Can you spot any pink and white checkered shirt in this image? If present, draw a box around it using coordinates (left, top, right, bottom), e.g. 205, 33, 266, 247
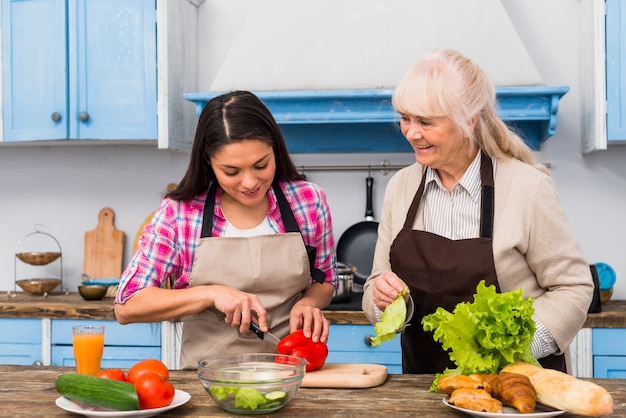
116, 180, 337, 303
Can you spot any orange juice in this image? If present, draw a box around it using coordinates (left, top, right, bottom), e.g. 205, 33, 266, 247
72, 327, 104, 375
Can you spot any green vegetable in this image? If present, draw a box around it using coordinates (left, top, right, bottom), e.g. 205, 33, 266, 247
55, 373, 140, 411
209, 387, 288, 410
370, 288, 409, 347
422, 280, 540, 391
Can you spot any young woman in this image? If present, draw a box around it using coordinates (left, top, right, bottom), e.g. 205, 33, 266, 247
115, 91, 337, 368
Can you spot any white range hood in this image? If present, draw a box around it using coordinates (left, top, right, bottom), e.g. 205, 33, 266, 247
181, 0, 567, 153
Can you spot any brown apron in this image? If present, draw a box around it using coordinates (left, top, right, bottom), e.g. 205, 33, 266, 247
180, 182, 314, 369
389, 154, 565, 373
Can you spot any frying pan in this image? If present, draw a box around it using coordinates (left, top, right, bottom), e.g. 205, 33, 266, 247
336, 176, 379, 285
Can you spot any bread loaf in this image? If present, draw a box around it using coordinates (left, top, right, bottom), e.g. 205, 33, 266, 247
502, 362, 613, 416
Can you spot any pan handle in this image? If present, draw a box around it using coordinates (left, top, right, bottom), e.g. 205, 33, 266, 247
365, 176, 375, 221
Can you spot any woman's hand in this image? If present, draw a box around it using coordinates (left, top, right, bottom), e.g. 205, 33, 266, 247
371, 271, 409, 311
289, 282, 334, 343
207, 285, 268, 335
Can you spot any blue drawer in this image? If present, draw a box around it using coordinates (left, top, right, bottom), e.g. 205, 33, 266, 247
51, 319, 161, 346
0, 343, 42, 365
594, 356, 626, 378
328, 324, 402, 374
592, 329, 626, 356
0, 318, 41, 343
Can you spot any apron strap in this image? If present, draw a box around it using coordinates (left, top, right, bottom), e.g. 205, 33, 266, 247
273, 182, 326, 284
479, 153, 495, 239
200, 181, 219, 238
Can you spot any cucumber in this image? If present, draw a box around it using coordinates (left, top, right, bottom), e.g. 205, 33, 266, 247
264, 390, 287, 402
55, 373, 140, 411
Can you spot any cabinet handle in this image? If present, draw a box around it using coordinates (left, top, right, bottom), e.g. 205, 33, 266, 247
51, 112, 61, 122
78, 111, 90, 122
32, 360, 43, 366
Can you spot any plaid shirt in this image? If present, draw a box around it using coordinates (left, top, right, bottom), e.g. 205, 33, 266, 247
116, 180, 337, 303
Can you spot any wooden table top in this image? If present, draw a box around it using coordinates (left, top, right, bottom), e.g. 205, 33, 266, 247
1, 365, 625, 417
2, 292, 626, 327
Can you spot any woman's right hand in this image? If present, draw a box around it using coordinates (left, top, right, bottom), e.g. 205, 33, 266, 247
207, 285, 268, 335
371, 271, 409, 312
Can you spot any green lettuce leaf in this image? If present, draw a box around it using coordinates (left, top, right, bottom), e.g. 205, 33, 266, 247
370, 288, 409, 347
422, 280, 540, 391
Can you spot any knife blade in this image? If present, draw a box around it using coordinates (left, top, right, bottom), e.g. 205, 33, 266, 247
249, 322, 281, 346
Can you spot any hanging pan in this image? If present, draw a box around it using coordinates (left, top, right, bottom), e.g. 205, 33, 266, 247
336, 175, 379, 285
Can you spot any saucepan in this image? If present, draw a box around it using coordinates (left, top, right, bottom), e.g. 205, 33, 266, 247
331, 262, 356, 303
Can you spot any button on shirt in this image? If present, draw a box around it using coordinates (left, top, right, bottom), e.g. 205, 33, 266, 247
422, 153, 557, 359
116, 181, 337, 303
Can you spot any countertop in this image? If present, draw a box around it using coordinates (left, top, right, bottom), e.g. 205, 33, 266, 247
2, 291, 626, 327
2, 365, 624, 417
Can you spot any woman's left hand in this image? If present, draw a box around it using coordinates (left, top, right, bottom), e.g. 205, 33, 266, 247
289, 282, 334, 343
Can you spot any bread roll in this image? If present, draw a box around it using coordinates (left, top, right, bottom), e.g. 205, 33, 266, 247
502, 362, 613, 416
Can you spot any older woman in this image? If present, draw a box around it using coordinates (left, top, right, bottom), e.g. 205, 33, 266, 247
362, 49, 593, 374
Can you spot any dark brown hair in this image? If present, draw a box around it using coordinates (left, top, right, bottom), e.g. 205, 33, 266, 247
168, 91, 304, 201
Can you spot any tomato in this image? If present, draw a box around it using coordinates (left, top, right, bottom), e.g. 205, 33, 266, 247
94, 368, 126, 381
134, 372, 175, 410
126, 359, 169, 384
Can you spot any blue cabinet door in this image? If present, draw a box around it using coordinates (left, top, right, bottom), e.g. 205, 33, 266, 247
327, 324, 402, 374
592, 328, 626, 378
1, 0, 157, 142
70, 0, 157, 140
1, 0, 68, 142
606, 0, 626, 141
0, 318, 42, 365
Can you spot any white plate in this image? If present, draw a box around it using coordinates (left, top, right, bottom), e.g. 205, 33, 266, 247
55, 389, 190, 418
442, 397, 565, 418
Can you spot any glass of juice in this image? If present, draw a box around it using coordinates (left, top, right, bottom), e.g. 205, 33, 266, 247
72, 325, 105, 375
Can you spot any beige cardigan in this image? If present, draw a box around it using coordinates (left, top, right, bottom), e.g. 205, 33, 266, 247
362, 157, 594, 354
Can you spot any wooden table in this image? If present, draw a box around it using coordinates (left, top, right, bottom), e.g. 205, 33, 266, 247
1, 365, 625, 417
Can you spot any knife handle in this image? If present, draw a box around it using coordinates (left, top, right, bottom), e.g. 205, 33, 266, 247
249, 322, 265, 340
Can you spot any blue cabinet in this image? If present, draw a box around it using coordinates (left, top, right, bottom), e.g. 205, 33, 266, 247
0, 318, 42, 365
51, 319, 161, 369
606, 0, 626, 141
592, 328, 626, 378
328, 324, 402, 374
1, 0, 157, 142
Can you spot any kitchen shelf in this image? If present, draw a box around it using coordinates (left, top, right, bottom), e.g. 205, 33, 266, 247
184, 87, 569, 153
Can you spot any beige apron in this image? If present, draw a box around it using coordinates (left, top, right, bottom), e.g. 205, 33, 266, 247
180, 182, 313, 369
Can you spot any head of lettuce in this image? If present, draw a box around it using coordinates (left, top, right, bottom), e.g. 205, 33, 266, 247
421, 280, 541, 391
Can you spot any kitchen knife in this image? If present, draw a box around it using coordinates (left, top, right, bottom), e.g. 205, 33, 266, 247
249, 322, 281, 346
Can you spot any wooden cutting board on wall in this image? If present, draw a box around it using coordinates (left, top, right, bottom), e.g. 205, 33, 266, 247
83, 207, 125, 279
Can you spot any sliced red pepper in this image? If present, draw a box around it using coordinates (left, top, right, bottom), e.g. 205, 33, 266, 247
276, 329, 328, 372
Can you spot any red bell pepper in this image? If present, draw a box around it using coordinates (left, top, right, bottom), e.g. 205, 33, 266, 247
277, 329, 328, 372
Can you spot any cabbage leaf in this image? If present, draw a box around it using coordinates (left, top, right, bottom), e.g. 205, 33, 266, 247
422, 280, 540, 391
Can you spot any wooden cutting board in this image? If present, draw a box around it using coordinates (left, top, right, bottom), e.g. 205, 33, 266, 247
83, 207, 125, 279
301, 363, 388, 388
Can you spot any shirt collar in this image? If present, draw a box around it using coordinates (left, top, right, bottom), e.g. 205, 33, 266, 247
424, 152, 483, 202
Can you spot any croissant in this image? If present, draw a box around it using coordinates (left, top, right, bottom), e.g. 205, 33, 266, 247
449, 388, 503, 413
437, 374, 485, 394
502, 362, 613, 416
490, 371, 536, 414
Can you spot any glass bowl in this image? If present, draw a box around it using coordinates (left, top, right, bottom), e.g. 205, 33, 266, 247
198, 353, 306, 414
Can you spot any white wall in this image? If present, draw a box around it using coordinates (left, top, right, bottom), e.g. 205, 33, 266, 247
1, 0, 625, 301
